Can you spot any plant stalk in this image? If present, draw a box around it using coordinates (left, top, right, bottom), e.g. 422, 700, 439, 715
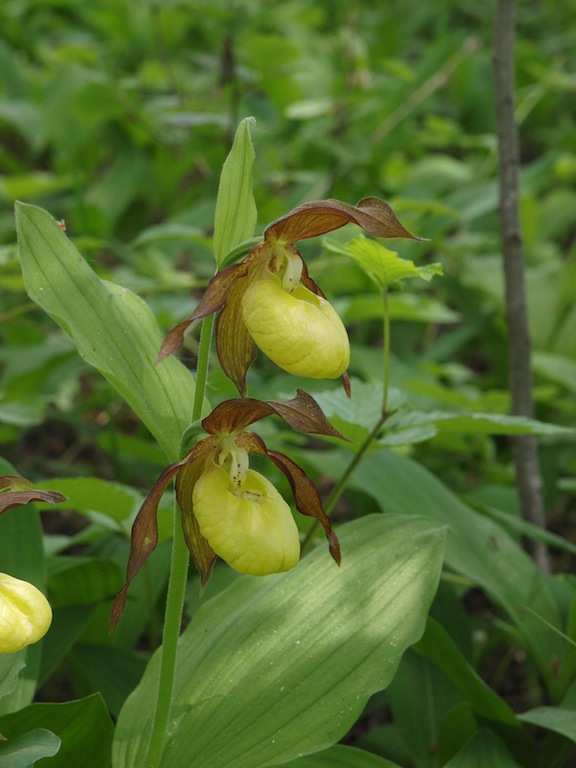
381, 286, 391, 415
145, 314, 215, 767
302, 288, 392, 552
493, 0, 550, 571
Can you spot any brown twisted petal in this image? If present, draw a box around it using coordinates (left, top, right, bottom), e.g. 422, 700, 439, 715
176, 457, 218, 588
240, 432, 341, 567
263, 197, 425, 245
0, 475, 67, 514
157, 262, 248, 362
110, 436, 219, 630
201, 389, 347, 441
215, 269, 256, 396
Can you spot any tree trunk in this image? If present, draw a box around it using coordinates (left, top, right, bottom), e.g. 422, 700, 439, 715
493, 0, 550, 572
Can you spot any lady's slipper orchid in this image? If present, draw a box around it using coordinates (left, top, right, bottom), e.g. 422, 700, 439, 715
158, 197, 422, 395
0, 573, 52, 653
241, 273, 349, 379
110, 390, 345, 629
0, 476, 65, 651
193, 462, 300, 576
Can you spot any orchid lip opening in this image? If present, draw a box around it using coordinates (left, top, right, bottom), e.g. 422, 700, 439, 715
192, 463, 301, 576
218, 436, 250, 488
241, 274, 350, 379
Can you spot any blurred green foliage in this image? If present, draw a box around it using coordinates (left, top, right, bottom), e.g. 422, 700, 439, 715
1, 1, 576, 766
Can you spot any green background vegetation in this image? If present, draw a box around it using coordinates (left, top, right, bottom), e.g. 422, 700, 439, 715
1, 1, 575, 767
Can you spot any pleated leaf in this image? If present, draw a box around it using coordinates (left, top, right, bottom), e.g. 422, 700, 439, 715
16, 203, 194, 460
281, 745, 402, 767
113, 514, 446, 768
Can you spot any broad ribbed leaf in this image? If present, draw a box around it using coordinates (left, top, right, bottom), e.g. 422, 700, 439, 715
113, 514, 445, 768
349, 448, 567, 700
415, 620, 531, 765
388, 409, 574, 437
16, 203, 194, 460
282, 745, 402, 767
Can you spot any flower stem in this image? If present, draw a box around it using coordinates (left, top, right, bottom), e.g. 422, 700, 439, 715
381, 286, 390, 415
145, 314, 215, 768
324, 411, 389, 518
144, 508, 190, 768
192, 313, 216, 423
302, 285, 393, 555
301, 410, 389, 555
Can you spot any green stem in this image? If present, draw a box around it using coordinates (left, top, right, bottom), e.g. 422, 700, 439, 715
192, 313, 216, 422
301, 410, 389, 555
302, 284, 393, 555
144, 509, 190, 768
382, 286, 390, 414
325, 411, 389, 517
145, 314, 215, 768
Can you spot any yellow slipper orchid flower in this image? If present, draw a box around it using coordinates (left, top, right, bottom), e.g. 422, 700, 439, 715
111, 391, 344, 628
0, 573, 52, 654
193, 462, 300, 576
159, 197, 422, 395
242, 273, 349, 379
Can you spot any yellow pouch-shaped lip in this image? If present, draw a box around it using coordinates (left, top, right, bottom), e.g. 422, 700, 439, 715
0, 573, 52, 653
193, 463, 300, 576
241, 274, 350, 379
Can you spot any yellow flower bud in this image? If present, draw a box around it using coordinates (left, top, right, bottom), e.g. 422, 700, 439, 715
241, 274, 350, 379
193, 463, 300, 576
0, 573, 52, 654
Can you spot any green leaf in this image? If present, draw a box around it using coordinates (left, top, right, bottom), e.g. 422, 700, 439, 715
386, 649, 462, 768
16, 203, 194, 460
325, 236, 442, 290
341, 293, 460, 325
0, 728, 60, 767
443, 729, 524, 767
472, 501, 576, 557
47, 556, 122, 608
0, 172, 72, 201
415, 620, 532, 765
436, 703, 481, 765
0, 504, 46, 715
386, 409, 573, 438
36, 477, 141, 528
0, 655, 25, 701
38, 606, 98, 687
113, 515, 446, 768
314, 380, 400, 443
281, 745, 403, 767
518, 706, 576, 743
0, 694, 112, 768
350, 449, 566, 699
213, 117, 258, 267
533, 351, 576, 395
73, 645, 148, 719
